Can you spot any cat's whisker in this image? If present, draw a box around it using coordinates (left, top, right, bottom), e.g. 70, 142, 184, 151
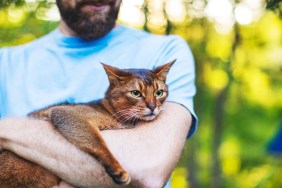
130, 108, 145, 114
129, 117, 139, 126
113, 109, 136, 116
120, 114, 136, 125
159, 104, 167, 111
113, 109, 139, 117
159, 107, 166, 111
113, 109, 135, 116
114, 110, 138, 123
115, 108, 135, 113
6, 63, 173, 187
161, 103, 167, 108
113, 112, 137, 120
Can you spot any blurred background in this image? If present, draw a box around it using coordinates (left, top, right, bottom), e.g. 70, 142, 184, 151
1, 0, 282, 187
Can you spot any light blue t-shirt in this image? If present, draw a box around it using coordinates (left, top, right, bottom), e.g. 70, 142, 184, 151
0, 25, 197, 137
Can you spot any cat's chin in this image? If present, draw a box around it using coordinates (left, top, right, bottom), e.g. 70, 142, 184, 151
140, 115, 157, 121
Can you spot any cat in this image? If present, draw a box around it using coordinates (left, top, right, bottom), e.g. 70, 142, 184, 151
0, 60, 175, 188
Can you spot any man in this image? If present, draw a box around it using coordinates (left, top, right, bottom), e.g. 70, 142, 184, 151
0, 0, 197, 187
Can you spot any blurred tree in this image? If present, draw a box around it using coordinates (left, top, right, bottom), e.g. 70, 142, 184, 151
1, 0, 282, 188
267, 0, 282, 17
0, 0, 25, 8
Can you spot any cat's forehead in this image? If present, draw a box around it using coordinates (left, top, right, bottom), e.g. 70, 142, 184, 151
122, 69, 166, 90
127, 69, 155, 85
129, 78, 165, 91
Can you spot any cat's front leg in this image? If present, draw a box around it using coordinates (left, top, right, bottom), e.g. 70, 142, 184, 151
49, 107, 130, 185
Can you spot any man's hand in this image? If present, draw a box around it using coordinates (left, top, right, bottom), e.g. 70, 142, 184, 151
52, 181, 75, 188
0, 136, 2, 152
0, 102, 192, 187
0, 144, 3, 153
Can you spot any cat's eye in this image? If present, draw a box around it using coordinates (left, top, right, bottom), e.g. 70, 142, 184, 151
155, 90, 164, 97
131, 90, 142, 98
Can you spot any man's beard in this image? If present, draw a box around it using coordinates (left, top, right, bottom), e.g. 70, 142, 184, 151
56, 0, 120, 40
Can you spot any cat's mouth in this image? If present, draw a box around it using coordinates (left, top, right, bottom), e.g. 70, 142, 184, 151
141, 112, 158, 121
144, 113, 155, 117
142, 116, 156, 121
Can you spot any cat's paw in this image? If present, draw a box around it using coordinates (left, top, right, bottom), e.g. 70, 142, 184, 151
106, 168, 131, 185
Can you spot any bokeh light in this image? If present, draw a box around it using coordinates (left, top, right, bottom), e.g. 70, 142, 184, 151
205, 0, 235, 33
1, 1, 282, 188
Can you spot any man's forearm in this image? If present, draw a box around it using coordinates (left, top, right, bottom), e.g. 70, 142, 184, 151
0, 102, 192, 187
102, 102, 192, 187
0, 118, 112, 187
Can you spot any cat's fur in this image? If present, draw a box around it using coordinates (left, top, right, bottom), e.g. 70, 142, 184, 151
0, 60, 175, 188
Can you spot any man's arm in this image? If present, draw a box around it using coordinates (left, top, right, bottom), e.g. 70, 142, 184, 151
0, 102, 191, 188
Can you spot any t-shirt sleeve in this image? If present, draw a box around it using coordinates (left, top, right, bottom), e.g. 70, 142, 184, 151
0, 48, 7, 120
155, 36, 197, 138
0, 49, 3, 119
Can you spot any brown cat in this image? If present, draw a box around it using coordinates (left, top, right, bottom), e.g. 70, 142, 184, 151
0, 60, 175, 188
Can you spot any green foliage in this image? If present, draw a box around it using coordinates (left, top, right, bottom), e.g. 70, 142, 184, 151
267, 0, 282, 18
267, 0, 282, 10
0, 1, 58, 47
0, 0, 25, 8
1, 1, 282, 188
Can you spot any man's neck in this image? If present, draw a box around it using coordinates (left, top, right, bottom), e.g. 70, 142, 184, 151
59, 20, 77, 37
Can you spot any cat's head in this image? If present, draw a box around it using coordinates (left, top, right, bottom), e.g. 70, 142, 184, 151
101, 60, 175, 124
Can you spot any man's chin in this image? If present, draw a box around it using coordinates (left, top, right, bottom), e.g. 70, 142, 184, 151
66, 13, 117, 40
75, 26, 114, 40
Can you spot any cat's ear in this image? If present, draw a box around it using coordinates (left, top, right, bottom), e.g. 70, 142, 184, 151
101, 63, 132, 83
152, 59, 176, 82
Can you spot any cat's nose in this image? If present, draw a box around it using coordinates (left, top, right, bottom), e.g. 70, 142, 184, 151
147, 103, 156, 112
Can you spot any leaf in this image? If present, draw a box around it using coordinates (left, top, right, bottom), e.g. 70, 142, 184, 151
266, 0, 282, 10
0, 0, 25, 9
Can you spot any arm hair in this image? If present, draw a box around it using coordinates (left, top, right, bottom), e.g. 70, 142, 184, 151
0, 102, 192, 188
